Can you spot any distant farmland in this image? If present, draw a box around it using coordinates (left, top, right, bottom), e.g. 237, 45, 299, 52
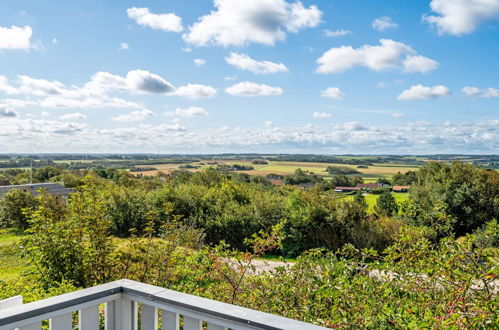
131, 160, 420, 181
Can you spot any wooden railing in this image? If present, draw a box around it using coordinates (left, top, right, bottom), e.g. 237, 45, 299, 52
0, 279, 327, 330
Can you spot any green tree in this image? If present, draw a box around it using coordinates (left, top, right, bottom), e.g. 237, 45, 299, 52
375, 192, 399, 217
0, 189, 39, 229
409, 162, 499, 236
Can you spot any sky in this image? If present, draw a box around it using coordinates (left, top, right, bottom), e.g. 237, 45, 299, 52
0, 0, 498, 154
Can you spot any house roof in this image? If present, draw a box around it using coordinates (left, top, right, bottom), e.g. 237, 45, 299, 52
334, 186, 361, 191
0, 183, 72, 198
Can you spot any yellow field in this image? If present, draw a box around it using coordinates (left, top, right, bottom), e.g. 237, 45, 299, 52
131, 160, 419, 180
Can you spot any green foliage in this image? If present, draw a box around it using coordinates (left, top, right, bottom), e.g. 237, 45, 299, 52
326, 166, 361, 175
409, 161, 499, 236
0, 189, 39, 229
21, 179, 115, 287
392, 170, 417, 185
375, 192, 399, 217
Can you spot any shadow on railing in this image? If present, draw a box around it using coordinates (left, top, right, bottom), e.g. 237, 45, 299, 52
0, 279, 326, 330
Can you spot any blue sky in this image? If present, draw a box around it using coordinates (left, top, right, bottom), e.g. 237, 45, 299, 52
0, 0, 498, 154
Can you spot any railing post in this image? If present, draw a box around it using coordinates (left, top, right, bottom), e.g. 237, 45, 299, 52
114, 297, 133, 330
141, 304, 157, 330
161, 310, 179, 330
79, 305, 99, 330
49, 313, 72, 330
183, 316, 202, 330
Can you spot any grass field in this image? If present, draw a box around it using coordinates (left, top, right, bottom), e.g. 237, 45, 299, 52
0, 229, 28, 281
132, 160, 419, 180
345, 193, 410, 212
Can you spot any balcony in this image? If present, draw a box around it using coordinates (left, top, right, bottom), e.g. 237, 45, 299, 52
0, 279, 326, 330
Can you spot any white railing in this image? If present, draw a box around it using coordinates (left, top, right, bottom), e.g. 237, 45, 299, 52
0, 279, 327, 330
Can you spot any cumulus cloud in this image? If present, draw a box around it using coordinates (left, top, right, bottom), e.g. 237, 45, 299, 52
403, 55, 439, 73
59, 113, 86, 121
126, 70, 175, 94
175, 84, 217, 99
183, 0, 322, 46
323, 29, 351, 37
423, 0, 499, 36
312, 112, 331, 118
166, 106, 208, 117
0, 70, 180, 112
462, 86, 499, 98
225, 52, 289, 74
225, 81, 284, 97
119, 43, 129, 50
320, 87, 345, 100
0, 104, 18, 117
0, 25, 32, 50
372, 16, 398, 31
127, 7, 183, 32
397, 84, 451, 101
264, 121, 273, 127
316, 39, 438, 74
112, 109, 155, 122
193, 58, 206, 67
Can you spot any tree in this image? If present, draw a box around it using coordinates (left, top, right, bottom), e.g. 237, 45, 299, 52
0, 189, 39, 229
409, 162, 499, 236
375, 192, 399, 217
354, 191, 368, 211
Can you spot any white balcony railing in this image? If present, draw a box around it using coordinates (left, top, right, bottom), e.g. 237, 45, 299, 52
0, 279, 327, 330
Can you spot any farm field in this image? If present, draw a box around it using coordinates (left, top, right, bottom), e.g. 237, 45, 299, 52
132, 160, 420, 181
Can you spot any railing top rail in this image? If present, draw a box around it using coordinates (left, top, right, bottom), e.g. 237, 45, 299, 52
0, 279, 327, 330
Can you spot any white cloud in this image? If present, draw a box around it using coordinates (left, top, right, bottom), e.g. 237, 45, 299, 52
224, 76, 237, 81
166, 106, 208, 117
313, 112, 331, 118
112, 109, 155, 122
225, 52, 289, 74
423, 0, 499, 36
181, 47, 192, 53
320, 87, 345, 100
323, 29, 351, 37
225, 81, 284, 97
17, 75, 67, 96
127, 7, 183, 32
264, 121, 273, 127
41, 111, 50, 117
403, 55, 439, 73
119, 43, 129, 50
0, 25, 32, 50
0, 104, 18, 117
183, 0, 322, 46
52, 38, 58, 45
397, 84, 451, 101
0, 76, 19, 94
59, 112, 86, 121
392, 112, 404, 118
193, 58, 206, 67
372, 16, 398, 31
126, 70, 176, 94
316, 39, 438, 74
175, 84, 217, 99
462, 86, 499, 98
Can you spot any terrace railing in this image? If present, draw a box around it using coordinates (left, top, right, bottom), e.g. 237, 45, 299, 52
0, 279, 327, 330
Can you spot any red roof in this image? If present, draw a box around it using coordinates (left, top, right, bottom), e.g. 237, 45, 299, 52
334, 186, 361, 191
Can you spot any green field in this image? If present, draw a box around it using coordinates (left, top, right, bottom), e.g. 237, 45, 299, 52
345, 193, 410, 212
0, 229, 27, 281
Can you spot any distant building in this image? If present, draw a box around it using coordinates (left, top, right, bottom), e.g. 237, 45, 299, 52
334, 186, 361, 192
356, 183, 382, 189
0, 183, 73, 198
392, 185, 411, 192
